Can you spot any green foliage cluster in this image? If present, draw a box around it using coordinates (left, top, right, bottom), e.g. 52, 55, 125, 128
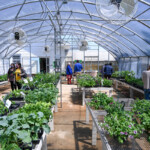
25, 87, 58, 104
34, 73, 60, 85
0, 101, 8, 116
77, 74, 96, 87
132, 99, 150, 141
102, 112, 143, 143
0, 111, 50, 150
6, 90, 25, 99
88, 93, 144, 143
77, 74, 112, 87
0, 74, 7, 82
88, 93, 114, 110
0, 73, 60, 149
103, 79, 113, 87
112, 71, 143, 89
112, 71, 133, 78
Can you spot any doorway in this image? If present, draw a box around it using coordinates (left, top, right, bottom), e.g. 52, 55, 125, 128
40, 58, 49, 73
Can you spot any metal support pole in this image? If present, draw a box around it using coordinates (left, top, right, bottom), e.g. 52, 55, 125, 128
59, 29, 62, 108
30, 44, 32, 76
137, 57, 140, 78
46, 53, 47, 73
98, 45, 100, 75
72, 35, 73, 70
130, 57, 132, 72
84, 50, 85, 74
8, 58, 10, 68
54, 28, 57, 76
3, 59, 5, 75
108, 51, 110, 63
147, 56, 149, 70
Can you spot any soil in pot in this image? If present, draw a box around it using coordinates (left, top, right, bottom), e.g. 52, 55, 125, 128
9, 97, 24, 101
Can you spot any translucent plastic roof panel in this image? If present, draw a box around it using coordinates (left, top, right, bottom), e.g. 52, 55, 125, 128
0, 0, 149, 59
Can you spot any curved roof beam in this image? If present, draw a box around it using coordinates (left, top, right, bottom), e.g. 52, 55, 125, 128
0, 20, 141, 57
1, 25, 131, 58
0, 0, 149, 57
5, 29, 120, 59
0, 9, 149, 56
0, 1, 149, 47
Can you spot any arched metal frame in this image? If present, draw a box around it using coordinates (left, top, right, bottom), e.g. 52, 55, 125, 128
0, 0, 149, 59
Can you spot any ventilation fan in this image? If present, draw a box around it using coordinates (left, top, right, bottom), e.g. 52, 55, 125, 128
96, 0, 138, 25
44, 45, 50, 53
80, 40, 88, 51
9, 28, 27, 46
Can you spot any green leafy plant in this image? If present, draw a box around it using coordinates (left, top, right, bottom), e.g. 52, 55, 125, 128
0, 101, 8, 116
0, 74, 7, 82
19, 78, 35, 90
37, 83, 56, 89
6, 89, 25, 99
25, 87, 58, 104
111, 71, 120, 78
101, 111, 143, 143
132, 99, 150, 134
0, 111, 50, 149
12, 102, 52, 120
77, 74, 96, 87
95, 76, 102, 86
88, 93, 114, 110
34, 73, 60, 85
103, 79, 113, 87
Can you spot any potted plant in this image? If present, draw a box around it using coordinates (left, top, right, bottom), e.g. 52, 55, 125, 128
103, 79, 113, 87
77, 74, 96, 87
101, 111, 143, 143
88, 93, 114, 110
0, 101, 8, 116
7, 90, 25, 101
0, 74, 7, 82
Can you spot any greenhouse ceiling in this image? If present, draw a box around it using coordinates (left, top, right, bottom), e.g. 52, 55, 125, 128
0, 0, 150, 60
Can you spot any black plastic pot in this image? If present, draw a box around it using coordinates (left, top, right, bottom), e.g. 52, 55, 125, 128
10, 103, 20, 109
9, 97, 24, 101
38, 128, 44, 139
32, 140, 40, 149
20, 143, 33, 150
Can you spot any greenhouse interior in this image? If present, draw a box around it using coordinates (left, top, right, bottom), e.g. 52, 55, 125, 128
0, 0, 150, 150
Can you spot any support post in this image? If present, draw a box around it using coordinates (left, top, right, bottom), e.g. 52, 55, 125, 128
130, 88, 133, 98
86, 106, 89, 124
30, 44, 32, 76
82, 88, 85, 106
92, 122, 97, 145
84, 50, 85, 73
3, 59, 5, 75
98, 45, 100, 75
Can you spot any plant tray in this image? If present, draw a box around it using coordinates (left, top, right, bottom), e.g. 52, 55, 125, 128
9, 103, 20, 111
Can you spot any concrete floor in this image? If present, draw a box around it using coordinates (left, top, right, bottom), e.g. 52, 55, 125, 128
47, 84, 102, 150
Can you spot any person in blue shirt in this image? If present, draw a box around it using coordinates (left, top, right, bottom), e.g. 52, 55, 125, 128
74, 60, 83, 75
66, 63, 73, 84
104, 63, 113, 79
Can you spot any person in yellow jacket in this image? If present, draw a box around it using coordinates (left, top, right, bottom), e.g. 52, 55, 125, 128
15, 63, 27, 89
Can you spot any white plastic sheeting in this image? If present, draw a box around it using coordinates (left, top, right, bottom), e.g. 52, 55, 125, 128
119, 56, 150, 78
